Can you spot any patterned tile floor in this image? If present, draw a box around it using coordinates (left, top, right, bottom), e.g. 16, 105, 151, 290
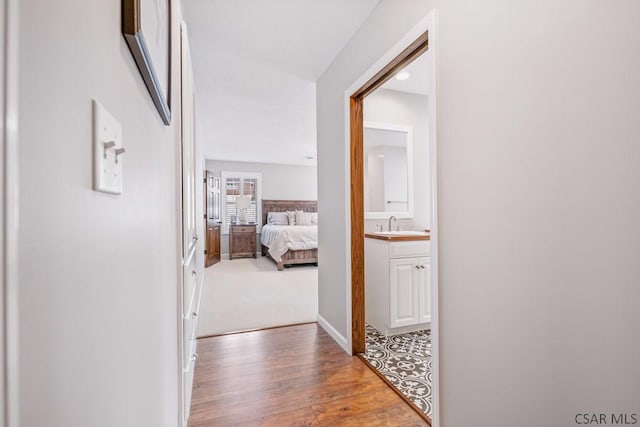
361, 324, 432, 416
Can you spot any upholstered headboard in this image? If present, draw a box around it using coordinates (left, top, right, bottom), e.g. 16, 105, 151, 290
262, 200, 318, 226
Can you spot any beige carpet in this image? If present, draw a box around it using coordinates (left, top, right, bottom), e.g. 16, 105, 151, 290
196, 256, 318, 336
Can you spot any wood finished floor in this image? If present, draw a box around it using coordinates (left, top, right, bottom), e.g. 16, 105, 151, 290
188, 323, 428, 427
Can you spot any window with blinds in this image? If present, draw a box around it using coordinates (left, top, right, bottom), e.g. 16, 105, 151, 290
221, 172, 261, 232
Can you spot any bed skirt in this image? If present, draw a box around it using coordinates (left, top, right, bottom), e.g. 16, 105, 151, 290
261, 245, 318, 271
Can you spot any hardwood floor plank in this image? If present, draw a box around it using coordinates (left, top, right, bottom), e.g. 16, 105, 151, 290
257, 406, 320, 427
190, 362, 372, 409
187, 323, 427, 427
317, 404, 428, 427
311, 387, 402, 423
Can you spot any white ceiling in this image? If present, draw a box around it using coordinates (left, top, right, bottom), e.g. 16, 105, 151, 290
381, 51, 431, 96
182, 0, 380, 166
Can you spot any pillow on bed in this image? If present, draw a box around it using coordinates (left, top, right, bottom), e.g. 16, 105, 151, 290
286, 210, 301, 226
310, 212, 318, 225
267, 212, 289, 225
295, 211, 314, 226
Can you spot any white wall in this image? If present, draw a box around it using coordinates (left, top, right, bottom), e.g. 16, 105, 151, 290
364, 88, 430, 232
364, 145, 386, 212
17, 1, 191, 426
205, 159, 317, 254
205, 159, 317, 200
317, 1, 640, 426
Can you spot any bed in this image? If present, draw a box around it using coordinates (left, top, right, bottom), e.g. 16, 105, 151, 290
261, 200, 318, 271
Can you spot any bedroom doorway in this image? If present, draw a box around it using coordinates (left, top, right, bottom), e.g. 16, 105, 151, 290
196, 164, 319, 338
348, 12, 439, 426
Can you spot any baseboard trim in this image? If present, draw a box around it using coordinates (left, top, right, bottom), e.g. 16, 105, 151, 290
317, 314, 349, 353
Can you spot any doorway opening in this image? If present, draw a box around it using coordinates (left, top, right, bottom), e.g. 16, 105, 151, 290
349, 18, 438, 425
350, 31, 428, 352
199, 167, 319, 338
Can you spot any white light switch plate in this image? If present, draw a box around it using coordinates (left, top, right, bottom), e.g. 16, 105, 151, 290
93, 100, 123, 194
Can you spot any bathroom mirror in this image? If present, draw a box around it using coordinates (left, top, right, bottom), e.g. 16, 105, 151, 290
364, 122, 413, 219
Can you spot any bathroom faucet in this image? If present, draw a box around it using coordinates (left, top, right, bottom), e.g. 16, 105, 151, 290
388, 215, 397, 231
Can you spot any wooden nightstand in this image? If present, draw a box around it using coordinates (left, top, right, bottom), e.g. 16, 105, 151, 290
229, 224, 257, 260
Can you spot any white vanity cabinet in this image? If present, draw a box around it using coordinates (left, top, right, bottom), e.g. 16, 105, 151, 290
365, 236, 431, 336
389, 256, 430, 327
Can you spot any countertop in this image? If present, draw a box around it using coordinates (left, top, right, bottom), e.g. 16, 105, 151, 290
364, 232, 431, 242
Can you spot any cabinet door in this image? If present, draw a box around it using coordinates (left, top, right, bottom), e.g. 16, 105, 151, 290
389, 258, 421, 328
419, 257, 432, 323
234, 232, 253, 253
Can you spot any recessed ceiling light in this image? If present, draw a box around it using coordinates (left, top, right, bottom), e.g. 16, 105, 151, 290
377, 154, 385, 158
395, 71, 411, 81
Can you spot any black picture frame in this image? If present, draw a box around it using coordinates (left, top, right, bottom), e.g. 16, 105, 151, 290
123, 0, 171, 125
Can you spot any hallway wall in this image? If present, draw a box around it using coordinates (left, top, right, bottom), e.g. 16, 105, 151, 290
17, 1, 191, 426
316, 1, 640, 426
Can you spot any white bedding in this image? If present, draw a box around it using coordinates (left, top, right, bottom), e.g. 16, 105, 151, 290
260, 224, 318, 262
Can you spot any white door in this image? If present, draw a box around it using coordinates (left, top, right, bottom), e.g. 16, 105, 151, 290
419, 257, 432, 323
179, 21, 202, 427
389, 258, 421, 328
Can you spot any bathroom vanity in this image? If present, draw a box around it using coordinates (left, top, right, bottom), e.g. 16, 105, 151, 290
365, 231, 431, 336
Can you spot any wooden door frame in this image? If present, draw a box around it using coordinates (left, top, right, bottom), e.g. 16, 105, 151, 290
345, 10, 440, 427
349, 32, 428, 354
1, 0, 20, 425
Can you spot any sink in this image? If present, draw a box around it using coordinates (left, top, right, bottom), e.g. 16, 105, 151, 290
372, 230, 428, 236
